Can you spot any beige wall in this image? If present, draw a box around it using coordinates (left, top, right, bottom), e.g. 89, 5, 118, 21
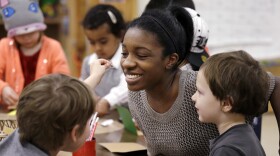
136, 0, 149, 15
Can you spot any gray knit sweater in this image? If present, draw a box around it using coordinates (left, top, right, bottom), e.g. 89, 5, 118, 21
128, 70, 275, 156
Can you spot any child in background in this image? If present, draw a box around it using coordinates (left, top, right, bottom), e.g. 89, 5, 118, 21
192, 50, 267, 155
0, 0, 70, 110
80, 4, 127, 116
0, 59, 111, 156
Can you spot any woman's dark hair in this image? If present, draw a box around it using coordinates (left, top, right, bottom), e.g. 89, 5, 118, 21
82, 4, 126, 38
145, 0, 195, 11
127, 6, 193, 70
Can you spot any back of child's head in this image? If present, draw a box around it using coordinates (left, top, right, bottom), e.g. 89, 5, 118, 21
82, 4, 126, 38
127, 6, 193, 70
16, 74, 94, 151
200, 50, 269, 116
0, 0, 46, 37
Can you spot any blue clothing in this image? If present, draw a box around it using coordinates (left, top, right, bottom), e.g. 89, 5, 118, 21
0, 129, 48, 156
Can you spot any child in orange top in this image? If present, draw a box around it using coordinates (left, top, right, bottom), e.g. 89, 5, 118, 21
0, 0, 70, 109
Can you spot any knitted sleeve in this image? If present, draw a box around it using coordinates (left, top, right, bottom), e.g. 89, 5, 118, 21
268, 75, 280, 154
267, 72, 276, 101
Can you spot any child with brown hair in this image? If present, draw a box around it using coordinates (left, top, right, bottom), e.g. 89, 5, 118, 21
192, 50, 267, 155
0, 59, 111, 156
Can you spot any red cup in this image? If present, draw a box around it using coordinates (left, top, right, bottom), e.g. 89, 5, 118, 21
72, 138, 96, 156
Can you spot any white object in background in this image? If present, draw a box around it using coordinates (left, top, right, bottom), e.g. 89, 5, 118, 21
101, 119, 114, 127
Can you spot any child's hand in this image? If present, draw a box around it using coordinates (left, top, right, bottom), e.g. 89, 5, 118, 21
84, 59, 112, 89
89, 59, 112, 78
2, 86, 19, 106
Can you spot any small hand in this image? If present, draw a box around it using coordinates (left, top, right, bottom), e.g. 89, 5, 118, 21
90, 59, 112, 78
2, 86, 19, 106
84, 59, 112, 89
95, 98, 110, 117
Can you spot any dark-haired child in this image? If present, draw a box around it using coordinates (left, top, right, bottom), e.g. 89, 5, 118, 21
80, 4, 127, 116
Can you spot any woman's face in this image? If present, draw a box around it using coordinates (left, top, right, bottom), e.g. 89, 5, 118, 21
14, 31, 40, 48
121, 27, 168, 91
84, 23, 121, 60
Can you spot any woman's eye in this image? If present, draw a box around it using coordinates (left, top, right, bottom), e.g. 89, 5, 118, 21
137, 55, 148, 59
136, 51, 149, 59
121, 52, 128, 58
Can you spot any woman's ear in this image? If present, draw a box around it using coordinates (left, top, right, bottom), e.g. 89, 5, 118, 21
70, 125, 80, 142
166, 53, 179, 69
221, 96, 233, 112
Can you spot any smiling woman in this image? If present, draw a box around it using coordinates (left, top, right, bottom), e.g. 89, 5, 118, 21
121, 27, 166, 91
120, 5, 278, 156
120, 6, 219, 156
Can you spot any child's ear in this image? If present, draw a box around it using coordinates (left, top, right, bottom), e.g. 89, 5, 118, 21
221, 96, 233, 112
70, 125, 80, 142
166, 53, 179, 69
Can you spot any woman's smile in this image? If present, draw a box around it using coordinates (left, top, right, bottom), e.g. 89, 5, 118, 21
125, 73, 143, 85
